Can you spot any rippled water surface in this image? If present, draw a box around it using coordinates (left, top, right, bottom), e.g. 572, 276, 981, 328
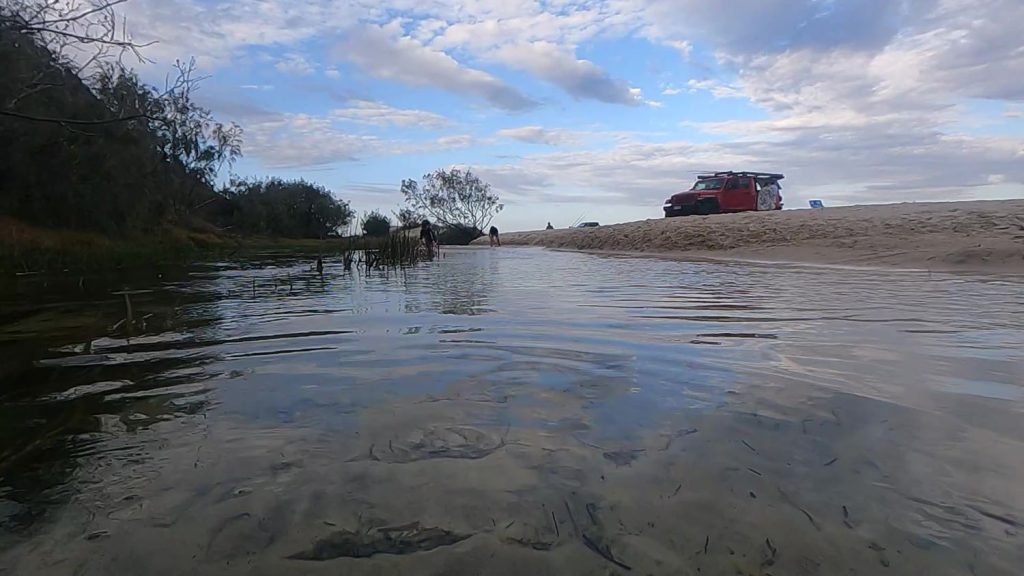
1, 247, 1023, 575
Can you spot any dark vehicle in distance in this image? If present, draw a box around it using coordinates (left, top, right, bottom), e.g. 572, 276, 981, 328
664, 171, 784, 217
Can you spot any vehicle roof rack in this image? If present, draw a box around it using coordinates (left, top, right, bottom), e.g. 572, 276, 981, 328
697, 171, 785, 180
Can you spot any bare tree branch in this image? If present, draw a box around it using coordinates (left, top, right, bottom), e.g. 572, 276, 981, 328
7, 81, 63, 107
0, 108, 154, 125
2, 0, 154, 117
17, 26, 153, 51
35, 0, 128, 27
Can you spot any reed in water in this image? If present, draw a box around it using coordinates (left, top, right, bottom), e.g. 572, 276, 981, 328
373, 232, 424, 268
335, 232, 426, 271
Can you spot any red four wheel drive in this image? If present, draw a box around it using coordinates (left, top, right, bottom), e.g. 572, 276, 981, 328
664, 171, 784, 217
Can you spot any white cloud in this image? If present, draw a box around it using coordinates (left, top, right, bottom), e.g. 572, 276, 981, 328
687, 79, 743, 98
243, 111, 474, 168
244, 113, 375, 168
240, 84, 274, 91
497, 126, 582, 146
629, 0, 920, 54
410, 17, 448, 43
494, 126, 652, 147
335, 24, 538, 111
492, 41, 642, 106
664, 39, 692, 58
473, 130, 1024, 209
120, 0, 362, 67
436, 134, 475, 148
462, 0, 1024, 205
426, 3, 633, 53
627, 87, 661, 108
329, 100, 450, 129
108, 0, 1024, 214
275, 53, 316, 75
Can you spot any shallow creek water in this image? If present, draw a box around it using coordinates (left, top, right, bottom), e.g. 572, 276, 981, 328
1, 247, 1022, 575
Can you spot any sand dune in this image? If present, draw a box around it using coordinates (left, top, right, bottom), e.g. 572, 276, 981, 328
483, 200, 1024, 273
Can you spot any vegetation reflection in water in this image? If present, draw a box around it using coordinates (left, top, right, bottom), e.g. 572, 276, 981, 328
1, 248, 1023, 575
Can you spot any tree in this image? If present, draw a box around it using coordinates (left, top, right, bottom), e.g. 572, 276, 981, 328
393, 207, 423, 229
223, 177, 353, 239
2, 1, 243, 233
400, 168, 502, 238
1, 24, 204, 233
361, 210, 391, 237
92, 59, 243, 216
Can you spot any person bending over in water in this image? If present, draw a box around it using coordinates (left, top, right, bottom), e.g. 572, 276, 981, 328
489, 225, 500, 247
420, 220, 438, 255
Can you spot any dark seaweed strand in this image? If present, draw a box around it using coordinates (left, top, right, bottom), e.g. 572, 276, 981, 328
564, 500, 580, 537
582, 533, 632, 571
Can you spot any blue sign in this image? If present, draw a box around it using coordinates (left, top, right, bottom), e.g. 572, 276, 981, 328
809, 200, 824, 209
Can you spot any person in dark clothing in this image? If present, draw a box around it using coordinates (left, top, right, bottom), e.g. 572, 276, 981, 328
489, 225, 500, 247
420, 220, 438, 254
545, 222, 554, 230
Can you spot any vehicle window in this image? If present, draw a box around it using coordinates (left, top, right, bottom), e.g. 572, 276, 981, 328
737, 177, 751, 188
692, 178, 725, 190
726, 178, 740, 189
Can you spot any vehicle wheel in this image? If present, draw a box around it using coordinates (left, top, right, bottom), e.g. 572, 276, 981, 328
696, 198, 719, 215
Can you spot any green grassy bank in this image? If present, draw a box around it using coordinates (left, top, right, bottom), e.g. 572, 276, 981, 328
0, 217, 346, 276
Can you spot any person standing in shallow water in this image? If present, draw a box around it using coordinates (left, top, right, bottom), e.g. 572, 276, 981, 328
420, 220, 438, 255
489, 225, 500, 247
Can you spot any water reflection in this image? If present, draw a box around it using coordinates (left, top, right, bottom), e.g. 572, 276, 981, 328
1, 247, 1022, 575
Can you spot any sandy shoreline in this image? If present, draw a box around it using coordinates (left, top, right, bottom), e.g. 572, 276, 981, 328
482, 200, 1024, 273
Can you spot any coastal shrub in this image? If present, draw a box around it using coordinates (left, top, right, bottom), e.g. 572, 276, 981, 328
361, 211, 391, 237
221, 177, 354, 239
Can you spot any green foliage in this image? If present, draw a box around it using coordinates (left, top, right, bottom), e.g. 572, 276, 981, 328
393, 207, 423, 229
0, 25, 240, 235
222, 177, 353, 239
361, 210, 391, 237
401, 168, 502, 240
363, 232, 422, 268
0, 32, 171, 234
92, 60, 243, 215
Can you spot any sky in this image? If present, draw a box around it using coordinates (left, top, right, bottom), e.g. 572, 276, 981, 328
115, 0, 1024, 231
